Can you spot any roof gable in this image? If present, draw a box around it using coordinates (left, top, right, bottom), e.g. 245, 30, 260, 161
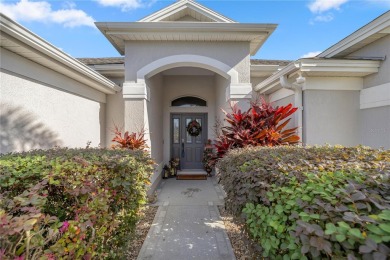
139, 0, 235, 23
318, 11, 390, 58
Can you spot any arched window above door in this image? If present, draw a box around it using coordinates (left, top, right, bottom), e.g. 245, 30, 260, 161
171, 96, 207, 107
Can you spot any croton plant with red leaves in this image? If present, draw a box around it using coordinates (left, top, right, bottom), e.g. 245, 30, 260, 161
111, 125, 148, 150
214, 98, 300, 158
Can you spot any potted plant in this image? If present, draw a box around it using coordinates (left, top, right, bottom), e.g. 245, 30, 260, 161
203, 139, 215, 177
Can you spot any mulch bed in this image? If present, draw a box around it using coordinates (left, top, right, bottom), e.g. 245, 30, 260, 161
125, 205, 158, 259
218, 206, 263, 260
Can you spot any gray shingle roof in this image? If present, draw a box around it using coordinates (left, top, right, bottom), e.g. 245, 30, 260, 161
77, 57, 124, 65
77, 57, 291, 66
250, 59, 291, 66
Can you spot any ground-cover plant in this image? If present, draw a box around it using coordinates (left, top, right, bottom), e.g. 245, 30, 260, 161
214, 98, 299, 158
243, 172, 390, 259
0, 148, 154, 259
217, 145, 390, 259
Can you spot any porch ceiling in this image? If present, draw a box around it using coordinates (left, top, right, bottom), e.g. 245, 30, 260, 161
95, 22, 277, 56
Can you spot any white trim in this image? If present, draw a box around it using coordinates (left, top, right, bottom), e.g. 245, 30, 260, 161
0, 14, 120, 94
254, 59, 380, 94
96, 22, 277, 56
298, 59, 380, 76
269, 88, 294, 103
226, 83, 252, 101
137, 54, 239, 84
318, 11, 390, 58
139, 0, 235, 23
360, 83, 390, 109
254, 62, 297, 93
93, 64, 124, 71
303, 77, 363, 91
122, 82, 150, 101
250, 64, 281, 77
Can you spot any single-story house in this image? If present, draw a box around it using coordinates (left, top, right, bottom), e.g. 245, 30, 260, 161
1, 0, 389, 190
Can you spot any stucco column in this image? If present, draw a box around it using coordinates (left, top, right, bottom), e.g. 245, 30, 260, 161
122, 82, 151, 147
226, 83, 253, 111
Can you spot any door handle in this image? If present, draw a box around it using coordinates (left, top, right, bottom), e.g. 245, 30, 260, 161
181, 140, 185, 158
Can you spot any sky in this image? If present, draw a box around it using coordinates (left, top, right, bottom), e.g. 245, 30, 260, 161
1, 0, 389, 60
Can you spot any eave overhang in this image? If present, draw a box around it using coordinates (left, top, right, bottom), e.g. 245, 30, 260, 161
255, 58, 381, 94
250, 64, 283, 77
139, 0, 235, 23
95, 22, 277, 56
0, 14, 120, 94
318, 11, 390, 58
90, 64, 125, 77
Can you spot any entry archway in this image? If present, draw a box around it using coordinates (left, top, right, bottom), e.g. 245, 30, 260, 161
136, 54, 239, 84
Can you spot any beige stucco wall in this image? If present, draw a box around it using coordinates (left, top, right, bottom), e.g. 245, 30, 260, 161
146, 74, 164, 184
0, 48, 106, 153
347, 35, 390, 89
215, 74, 230, 129
105, 91, 125, 146
103, 75, 125, 147
125, 41, 251, 83
359, 106, 390, 148
346, 35, 390, 148
271, 93, 297, 130
303, 89, 360, 146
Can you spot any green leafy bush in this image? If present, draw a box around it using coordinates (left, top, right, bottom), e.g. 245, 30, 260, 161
217, 145, 389, 215
0, 148, 154, 259
243, 172, 390, 259
217, 145, 390, 258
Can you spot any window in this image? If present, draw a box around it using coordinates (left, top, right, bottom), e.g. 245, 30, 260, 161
171, 96, 206, 107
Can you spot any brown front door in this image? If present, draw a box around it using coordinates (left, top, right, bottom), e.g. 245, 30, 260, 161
171, 113, 207, 169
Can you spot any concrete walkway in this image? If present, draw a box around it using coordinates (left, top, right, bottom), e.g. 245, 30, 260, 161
137, 178, 236, 260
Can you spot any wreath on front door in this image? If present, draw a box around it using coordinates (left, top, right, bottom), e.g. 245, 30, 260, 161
187, 120, 202, 137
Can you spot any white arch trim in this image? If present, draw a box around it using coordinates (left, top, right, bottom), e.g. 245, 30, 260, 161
136, 55, 239, 84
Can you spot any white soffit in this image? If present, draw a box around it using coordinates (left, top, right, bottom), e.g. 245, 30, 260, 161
0, 14, 120, 94
92, 64, 125, 77
139, 0, 235, 23
318, 11, 390, 58
254, 58, 381, 94
298, 59, 381, 77
95, 22, 277, 56
250, 64, 281, 77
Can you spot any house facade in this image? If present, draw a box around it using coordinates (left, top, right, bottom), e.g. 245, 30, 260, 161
1, 1, 389, 190
255, 11, 390, 149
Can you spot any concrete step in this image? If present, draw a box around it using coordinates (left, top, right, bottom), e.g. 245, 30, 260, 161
176, 170, 207, 180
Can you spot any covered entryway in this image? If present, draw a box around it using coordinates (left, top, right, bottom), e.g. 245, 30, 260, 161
171, 113, 208, 170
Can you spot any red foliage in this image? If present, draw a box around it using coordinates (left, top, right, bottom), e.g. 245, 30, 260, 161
111, 126, 148, 150
215, 98, 300, 158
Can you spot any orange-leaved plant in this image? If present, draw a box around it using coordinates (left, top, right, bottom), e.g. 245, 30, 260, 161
215, 98, 299, 158
111, 125, 148, 150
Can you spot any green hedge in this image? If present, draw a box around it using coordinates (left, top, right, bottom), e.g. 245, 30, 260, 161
217, 146, 390, 259
0, 148, 154, 259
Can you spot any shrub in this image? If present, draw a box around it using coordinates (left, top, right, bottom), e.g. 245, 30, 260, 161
0, 148, 154, 259
217, 145, 390, 259
214, 98, 299, 158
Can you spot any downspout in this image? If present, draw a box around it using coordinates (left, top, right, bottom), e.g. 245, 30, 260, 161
279, 70, 305, 143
